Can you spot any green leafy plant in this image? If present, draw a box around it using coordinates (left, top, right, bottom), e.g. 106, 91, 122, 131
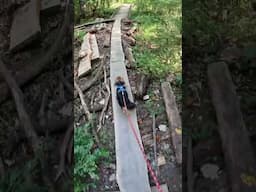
0, 159, 47, 192
74, 123, 109, 192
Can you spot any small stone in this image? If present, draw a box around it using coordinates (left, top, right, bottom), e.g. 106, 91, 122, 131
109, 173, 116, 182
105, 115, 109, 119
163, 143, 170, 150
159, 124, 167, 132
200, 163, 219, 180
143, 95, 150, 101
157, 155, 166, 166
99, 99, 105, 105
108, 163, 116, 170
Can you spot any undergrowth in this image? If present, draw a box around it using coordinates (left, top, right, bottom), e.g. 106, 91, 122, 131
74, 123, 109, 192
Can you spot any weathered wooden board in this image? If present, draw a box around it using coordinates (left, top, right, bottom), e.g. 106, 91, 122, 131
111, 184, 169, 192
78, 56, 91, 77
78, 33, 92, 77
208, 62, 256, 192
41, 0, 61, 12
161, 82, 182, 164
90, 34, 100, 60
9, 0, 41, 51
110, 4, 151, 192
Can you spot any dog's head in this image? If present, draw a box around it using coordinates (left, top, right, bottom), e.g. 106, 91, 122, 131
115, 76, 125, 85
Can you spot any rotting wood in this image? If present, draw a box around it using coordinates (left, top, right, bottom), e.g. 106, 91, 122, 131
0, 1, 71, 104
122, 34, 136, 46
152, 114, 159, 175
97, 65, 110, 132
122, 40, 135, 68
74, 18, 115, 29
208, 62, 256, 192
135, 73, 150, 99
78, 33, 92, 77
161, 82, 182, 164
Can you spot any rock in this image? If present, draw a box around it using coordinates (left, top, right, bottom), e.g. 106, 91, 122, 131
108, 163, 116, 170
9, 0, 41, 51
109, 173, 116, 182
99, 99, 105, 105
200, 163, 220, 180
159, 124, 167, 132
143, 95, 150, 101
157, 155, 166, 166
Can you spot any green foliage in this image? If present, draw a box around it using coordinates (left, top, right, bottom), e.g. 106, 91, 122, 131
0, 160, 47, 192
74, 30, 86, 41
131, 0, 181, 79
74, 123, 109, 192
74, 0, 118, 24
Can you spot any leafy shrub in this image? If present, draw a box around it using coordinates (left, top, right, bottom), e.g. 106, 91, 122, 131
74, 123, 109, 192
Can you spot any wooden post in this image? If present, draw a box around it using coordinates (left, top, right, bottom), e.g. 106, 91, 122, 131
208, 62, 256, 192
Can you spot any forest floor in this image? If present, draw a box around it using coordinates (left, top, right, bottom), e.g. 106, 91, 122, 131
74, 4, 182, 192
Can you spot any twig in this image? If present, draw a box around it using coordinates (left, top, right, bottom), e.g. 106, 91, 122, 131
55, 124, 73, 181
74, 80, 101, 146
74, 81, 92, 121
97, 66, 110, 132
187, 135, 194, 192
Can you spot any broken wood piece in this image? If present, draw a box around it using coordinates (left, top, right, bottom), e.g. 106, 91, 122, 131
208, 62, 256, 192
9, 0, 41, 51
135, 73, 150, 99
78, 33, 92, 77
157, 155, 166, 167
161, 82, 182, 164
90, 34, 100, 60
122, 40, 135, 68
122, 34, 136, 46
41, 0, 61, 13
103, 30, 111, 48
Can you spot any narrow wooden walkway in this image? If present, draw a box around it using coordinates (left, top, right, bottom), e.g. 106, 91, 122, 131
110, 4, 151, 192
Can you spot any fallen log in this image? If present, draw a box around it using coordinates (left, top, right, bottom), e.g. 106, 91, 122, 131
74, 18, 115, 29
208, 62, 256, 192
0, 1, 71, 104
161, 82, 182, 164
122, 40, 135, 68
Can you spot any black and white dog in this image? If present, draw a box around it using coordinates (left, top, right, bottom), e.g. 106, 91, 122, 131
115, 76, 136, 112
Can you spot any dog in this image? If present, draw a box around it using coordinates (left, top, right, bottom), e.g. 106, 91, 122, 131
115, 76, 136, 113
